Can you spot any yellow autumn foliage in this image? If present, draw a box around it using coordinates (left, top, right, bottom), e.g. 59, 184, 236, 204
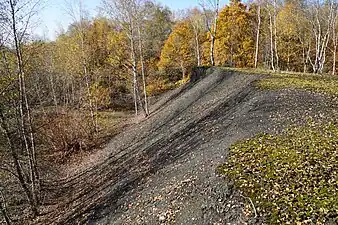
158, 20, 196, 80
214, 2, 255, 67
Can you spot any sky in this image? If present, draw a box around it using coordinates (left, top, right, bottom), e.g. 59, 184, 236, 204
36, 0, 229, 40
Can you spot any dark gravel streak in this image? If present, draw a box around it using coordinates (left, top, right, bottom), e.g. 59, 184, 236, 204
39, 68, 338, 225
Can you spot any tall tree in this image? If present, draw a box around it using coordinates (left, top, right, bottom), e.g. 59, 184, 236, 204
188, 8, 206, 66
158, 20, 195, 79
308, 0, 335, 73
277, 2, 303, 71
63, 0, 99, 130
103, 0, 148, 116
0, 0, 42, 217
331, 4, 338, 75
135, 3, 150, 116
200, 0, 220, 66
254, 2, 262, 68
273, 0, 279, 70
142, 3, 173, 61
215, 0, 255, 67
265, 0, 277, 71
260, 0, 280, 70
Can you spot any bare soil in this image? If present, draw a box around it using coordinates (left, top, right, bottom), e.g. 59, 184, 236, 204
35, 68, 338, 225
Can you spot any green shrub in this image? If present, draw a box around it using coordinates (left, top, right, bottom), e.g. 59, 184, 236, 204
218, 122, 338, 224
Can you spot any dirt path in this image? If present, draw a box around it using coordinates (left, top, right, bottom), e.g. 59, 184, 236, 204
39, 68, 338, 225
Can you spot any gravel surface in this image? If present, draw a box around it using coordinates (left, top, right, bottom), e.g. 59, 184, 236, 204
39, 68, 338, 225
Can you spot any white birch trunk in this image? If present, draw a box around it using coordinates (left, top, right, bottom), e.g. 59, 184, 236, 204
254, 4, 261, 68
9, 0, 40, 216
273, 0, 279, 70
137, 24, 149, 116
268, 9, 275, 71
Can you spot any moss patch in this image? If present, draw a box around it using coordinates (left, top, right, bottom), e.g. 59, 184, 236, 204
257, 75, 338, 96
221, 67, 338, 96
218, 122, 338, 224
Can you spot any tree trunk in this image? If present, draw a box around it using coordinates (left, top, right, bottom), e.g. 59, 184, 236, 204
306, 43, 311, 73
137, 24, 149, 116
129, 21, 139, 116
332, 10, 337, 75
300, 40, 307, 73
319, 35, 330, 73
180, 61, 186, 80
80, 31, 97, 132
254, 4, 261, 68
193, 24, 201, 66
309, 2, 334, 73
268, 10, 275, 71
230, 44, 233, 67
201, 0, 219, 66
9, 0, 39, 216
49, 56, 58, 107
333, 43, 337, 75
0, 190, 11, 225
0, 111, 37, 217
210, 34, 215, 66
210, 4, 219, 66
273, 0, 279, 70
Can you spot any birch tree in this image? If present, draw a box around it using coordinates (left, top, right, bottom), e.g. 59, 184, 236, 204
273, 0, 279, 70
102, 0, 147, 116
63, 0, 99, 130
267, 4, 275, 71
136, 4, 149, 116
254, 2, 261, 68
0, 0, 42, 217
200, 0, 220, 66
189, 8, 205, 66
308, 0, 335, 73
331, 4, 338, 75
264, 0, 280, 71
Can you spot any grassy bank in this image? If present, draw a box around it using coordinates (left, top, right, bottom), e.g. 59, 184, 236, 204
219, 68, 338, 224
219, 121, 338, 224
223, 67, 338, 96
257, 74, 338, 96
